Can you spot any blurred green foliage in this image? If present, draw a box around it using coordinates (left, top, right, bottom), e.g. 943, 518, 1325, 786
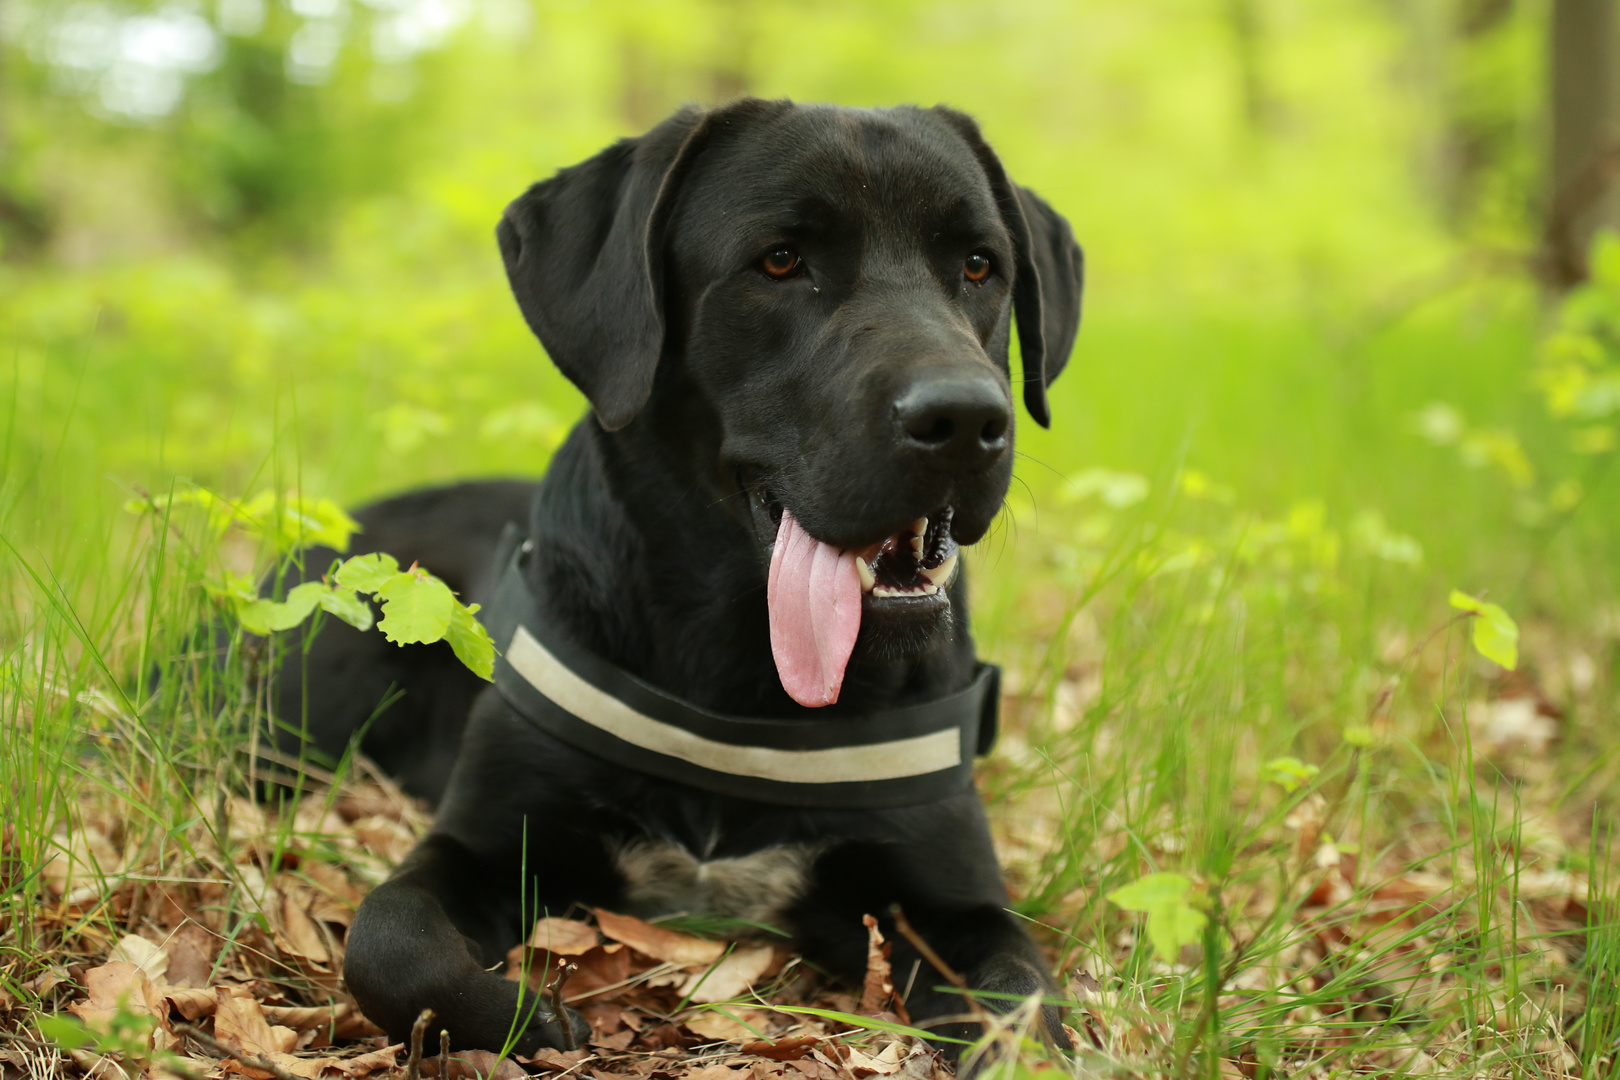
0, 0, 1611, 608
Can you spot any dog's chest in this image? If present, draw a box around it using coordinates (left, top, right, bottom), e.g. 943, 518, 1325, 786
611, 839, 822, 930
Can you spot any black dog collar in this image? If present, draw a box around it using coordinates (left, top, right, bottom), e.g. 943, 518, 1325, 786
483, 529, 999, 809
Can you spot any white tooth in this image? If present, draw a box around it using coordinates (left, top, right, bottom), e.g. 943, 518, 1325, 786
873, 585, 897, 598
856, 558, 875, 592
910, 533, 925, 556
922, 583, 938, 595
912, 516, 928, 537
920, 553, 958, 587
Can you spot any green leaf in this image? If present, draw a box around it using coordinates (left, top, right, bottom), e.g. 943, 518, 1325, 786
233, 582, 321, 635
1590, 231, 1620, 290
268, 582, 325, 630
300, 497, 363, 551
1343, 724, 1375, 748
1106, 871, 1208, 964
375, 568, 454, 645
125, 487, 238, 536
1261, 756, 1319, 793
236, 492, 362, 552
445, 601, 495, 681
36, 1014, 93, 1050
204, 569, 260, 605
329, 554, 485, 674
334, 552, 401, 593
1448, 591, 1519, 670
315, 585, 374, 630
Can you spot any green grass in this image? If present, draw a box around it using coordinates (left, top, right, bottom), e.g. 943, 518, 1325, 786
2, 254, 1616, 1077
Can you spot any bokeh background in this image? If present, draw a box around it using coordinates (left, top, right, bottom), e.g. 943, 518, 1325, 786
5, 6, 1620, 1072
3, 0, 1618, 610
1, 1, 1615, 572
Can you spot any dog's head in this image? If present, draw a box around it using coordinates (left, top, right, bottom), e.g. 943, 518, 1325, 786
498, 100, 1083, 705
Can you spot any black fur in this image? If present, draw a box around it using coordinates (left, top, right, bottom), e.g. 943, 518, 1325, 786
268, 100, 1084, 1066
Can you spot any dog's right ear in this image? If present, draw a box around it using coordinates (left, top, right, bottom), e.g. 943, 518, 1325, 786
930, 107, 1084, 430
496, 105, 732, 431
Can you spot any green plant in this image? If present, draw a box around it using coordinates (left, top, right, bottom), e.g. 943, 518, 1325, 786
126, 485, 495, 679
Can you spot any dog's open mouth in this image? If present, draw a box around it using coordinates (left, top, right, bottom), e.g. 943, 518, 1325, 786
850, 507, 959, 598
753, 492, 961, 597
757, 489, 960, 708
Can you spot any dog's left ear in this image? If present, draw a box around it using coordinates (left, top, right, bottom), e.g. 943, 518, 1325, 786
933, 109, 1084, 428
497, 99, 787, 431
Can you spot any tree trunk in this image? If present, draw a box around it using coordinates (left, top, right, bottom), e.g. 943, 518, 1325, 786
708, 0, 752, 104
0, 12, 51, 256
1544, 0, 1620, 288
1439, 0, 1517, 228
1224, 0, 1277, 136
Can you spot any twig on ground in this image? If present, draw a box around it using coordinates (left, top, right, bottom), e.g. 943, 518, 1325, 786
176, 1023, 299, 1080
438, 1028, 451, 1079
548, 962, 579, 1051
405, 1008, 435, 1080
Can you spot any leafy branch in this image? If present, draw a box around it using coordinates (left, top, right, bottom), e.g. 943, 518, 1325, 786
127, 486, 495, 680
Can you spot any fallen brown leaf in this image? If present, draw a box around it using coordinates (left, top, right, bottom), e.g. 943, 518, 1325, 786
530, 917, 601, 956
815, 1041, 909, 1079
67, 960, 158, 1037
278, 883, 332, 965
559, 943, 640, 1000
159, 984, 220, 1021
214, 987, 299, 1056
679, 945, 776, 1004
161, 923, 220, 987
786, 1059, 841, 1080
521, 1047, 590, 1072
108, 932, 170, 981
261, 1002, 360, 1034
596, 909, 726, 966
684, 1007, 769, 1042
350, 816, 418, 863
422, 1049, 527, 1080
857, 917, 897, 1019
741, 1037, 821, 1062
221, 1047, 398, 1080
684, 1065, 745, 1080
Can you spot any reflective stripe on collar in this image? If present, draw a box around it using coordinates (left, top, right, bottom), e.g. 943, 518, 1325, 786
483, 525, 999, 809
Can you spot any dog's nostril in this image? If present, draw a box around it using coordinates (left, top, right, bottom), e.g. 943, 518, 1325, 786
912, 416, 955, 445
894, 375, 1011, 468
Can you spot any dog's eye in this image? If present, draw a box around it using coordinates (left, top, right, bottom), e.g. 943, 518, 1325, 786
964, 253, 992, 284
761, 247, 802, 279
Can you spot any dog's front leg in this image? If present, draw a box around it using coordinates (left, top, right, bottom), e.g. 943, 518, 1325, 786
343, 833, 590, 1054
343, 698, 605, 1054
884, 903, 1070, 1062
796, 799, 1071, 1070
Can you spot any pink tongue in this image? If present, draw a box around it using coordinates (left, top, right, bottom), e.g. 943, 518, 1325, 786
768, 510, 863, 707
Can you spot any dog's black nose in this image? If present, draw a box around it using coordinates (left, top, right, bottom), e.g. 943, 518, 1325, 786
894, 374, 1011, 471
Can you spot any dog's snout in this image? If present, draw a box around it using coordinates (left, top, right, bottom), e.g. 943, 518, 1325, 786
894, 374, 1011, 471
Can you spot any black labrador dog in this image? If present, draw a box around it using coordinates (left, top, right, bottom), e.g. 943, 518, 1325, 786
269, 98, 1082, 1063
